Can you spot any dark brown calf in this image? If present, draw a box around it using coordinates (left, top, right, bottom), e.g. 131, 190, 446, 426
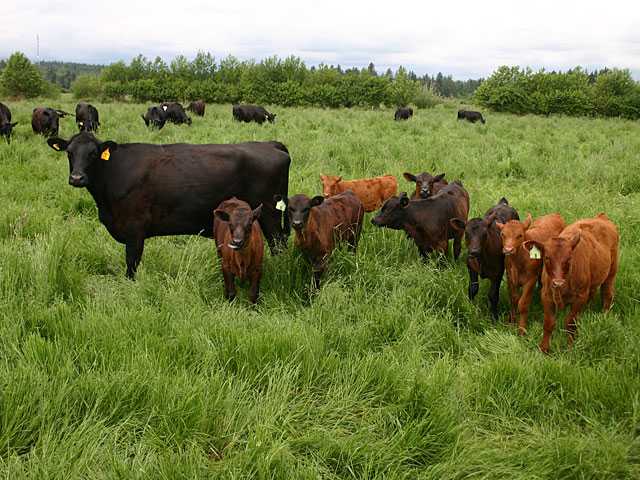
524, 214, 619, 353
278, 190, 364, 288
187, 100, 206, 116
403, 171, 448, 199
496, 213, 565, 334
451, 197, 519, 319
213, 198, 264, 303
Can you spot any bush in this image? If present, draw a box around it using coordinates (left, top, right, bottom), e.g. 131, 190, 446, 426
414, 85, 443, 109
0, 52, 47, 98
71, 75, 103, 99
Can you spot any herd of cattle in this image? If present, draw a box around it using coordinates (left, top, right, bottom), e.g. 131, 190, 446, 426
0, 99, 619, 353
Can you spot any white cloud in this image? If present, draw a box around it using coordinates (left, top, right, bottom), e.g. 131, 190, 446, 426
1, 0, 639, 78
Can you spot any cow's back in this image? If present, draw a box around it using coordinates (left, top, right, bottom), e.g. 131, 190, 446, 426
527, 214, 565, 244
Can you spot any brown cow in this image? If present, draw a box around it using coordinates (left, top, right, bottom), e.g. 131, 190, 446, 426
496, 213, 565, 335
403, 171, 448, 199
32, 107, 69, 136
187, 100, 206, 116
524, 214, 619, 353
277, 190, 364, 288
319, 174, 397, 212
213, 197, 264, 303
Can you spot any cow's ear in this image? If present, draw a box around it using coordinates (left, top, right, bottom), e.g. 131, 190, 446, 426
403, 172, 417, 182
522, 213, 532, 230
336, 176, 342, 182
141, 115, 149, 126
495, 221, 505, 231
273, 194, 287, 205
523, 240, 544, 254
10, 122, 18, 128
100, 141, 118, 155
214, 209, 230, 222
252, 204, 263, 220
484, 212, 496, 227
399, 192, 410, 207
47, 137, 68, 152
569, 232, 581, 249
450, 218, 466, 232
435, 173, 445, 181
310, 196, 324, 207
498, 197, 509, 205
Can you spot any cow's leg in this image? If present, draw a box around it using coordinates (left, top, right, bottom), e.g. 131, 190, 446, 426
222, 270, 236, 302
539, 293, 557, 354
125, 237, 145, 280
517, 279, 537, 336
488, 276, 502, 320
453, 232, 463, 260
468, 267, 479, 300
258, 209, 284, 255
565, 297, 587, 349
601, 258, 618, 311
248, 270, 261, 304
507, 279, 519, 325
312, 261, 326, 289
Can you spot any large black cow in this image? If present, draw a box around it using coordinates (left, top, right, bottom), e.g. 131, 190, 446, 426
47, 133, 291, 279
232, 105, 276, 124
394, 107, 413, 121
0, 102, 17, 144
75, 102, 100, 132
187, 100, 205, 116
457, 110, 486, 124
160, 102, 192, 125
141, 106, 167, 129
32, 108, 69, 136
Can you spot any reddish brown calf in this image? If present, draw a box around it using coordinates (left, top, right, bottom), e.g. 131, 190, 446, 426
496, 213, 565, 335
320, 174, 397, 212
213, 198, 264, 303
403, 171, 448, 199
525, 214, 619, 353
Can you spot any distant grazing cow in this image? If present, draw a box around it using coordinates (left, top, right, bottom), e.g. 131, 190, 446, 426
496, 213, 565, 335
394, 107, 413, 121
523, 214, 619, 353
187, 100, 206, 116
233, 104, 276, 124
142, 106, 168, 129
320, 174, 398, 212
372, 181, 470, 259
214, 197, 264, 303
160, 102, 192, 125
0, 102, 17, 144
47, 132, 291, 279
75, 102, 100, 132
32, 108, 69, 136
450, 198, 519, 319
277, 191, 364, 288
403, 171, 448, 199
457, 110, 486, 124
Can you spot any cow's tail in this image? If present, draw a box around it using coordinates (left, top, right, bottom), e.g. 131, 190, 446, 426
56, 110, 72, 118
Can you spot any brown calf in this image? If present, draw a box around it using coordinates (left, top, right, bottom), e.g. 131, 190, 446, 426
279, 190, 364, 287
496, 213, 565, 335
524, 214, 619, 353
403, 172, 448, 199
320, 174, 397, 212
213, 198, 264, 303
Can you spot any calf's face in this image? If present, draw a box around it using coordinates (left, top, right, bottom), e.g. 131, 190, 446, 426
526, 234, 580, 289
403, 172, 445, 199
496, 213, 531, 255
320, 175, 342, 197
371, 194, 409, 229
47, 134, 117, 187
286, 194, 324, 230
215, 204, 262, 250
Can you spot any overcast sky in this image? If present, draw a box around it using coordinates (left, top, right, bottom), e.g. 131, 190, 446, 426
2, 0, 639, 79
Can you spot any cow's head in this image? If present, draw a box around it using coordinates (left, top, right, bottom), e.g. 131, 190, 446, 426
77, 119, 96, 133
284, 194, 324, 231
0, 122, 18, 143
143, 106, 166, 129
266, 112, 276, 123
47, 133, 117, 188
524, 233, 580, 289
214, 199, 262, 250
496, 213, 532, 256
371, 192, 410, 229
319, 174, 342, 197
451, 213, 496, 259
403, 172, 446, 199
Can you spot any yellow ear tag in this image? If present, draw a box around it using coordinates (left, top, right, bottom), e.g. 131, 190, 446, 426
529, 245, 541, 259
52, 143, 60, 151
101, 148, 110, 161
276, 199, 286, 211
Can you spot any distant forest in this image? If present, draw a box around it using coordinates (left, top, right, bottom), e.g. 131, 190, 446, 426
0, 57, 481, 98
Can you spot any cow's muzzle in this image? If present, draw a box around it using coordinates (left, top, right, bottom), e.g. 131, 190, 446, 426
68, 174, 87, 187
552, 279, 566, 289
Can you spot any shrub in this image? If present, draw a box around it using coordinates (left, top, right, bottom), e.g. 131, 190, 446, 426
414, 85, 443, 109
0, 52, 47, 98
71, 74, 103, 99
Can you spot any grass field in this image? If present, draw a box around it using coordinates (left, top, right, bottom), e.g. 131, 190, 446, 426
1, 97, 639, 478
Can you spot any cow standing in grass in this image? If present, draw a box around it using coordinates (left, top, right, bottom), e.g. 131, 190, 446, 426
187, 101, 206, 116
320, 174, 398, 212
233, 105, 276, 124
75, 102, 100, 132
457, 110, 486, 124
214, 198, 264, 303
32, 107, 69, 136
0, 102, 17, 144
394, 107, 413, 120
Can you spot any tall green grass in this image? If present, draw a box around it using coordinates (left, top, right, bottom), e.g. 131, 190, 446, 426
0, 98, 639, 478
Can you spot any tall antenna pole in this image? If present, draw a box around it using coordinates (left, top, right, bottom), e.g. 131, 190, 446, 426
36, 34, 40, 62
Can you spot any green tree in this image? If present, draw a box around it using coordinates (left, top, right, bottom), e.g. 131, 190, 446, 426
0, 51, 46, 98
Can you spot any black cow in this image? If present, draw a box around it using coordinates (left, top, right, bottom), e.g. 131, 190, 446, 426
75, 102, 100, 132
0, 102, 17, 144
46, 133, 291, 279
450, 198, 519, 319
457, 110, 486, 124
394, 107, 413, 121
187, 100, 205, 116
141, 106, 168, 129
232, 105, 276, 124
160, 102, 192, 125
32, 108, 69, 136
